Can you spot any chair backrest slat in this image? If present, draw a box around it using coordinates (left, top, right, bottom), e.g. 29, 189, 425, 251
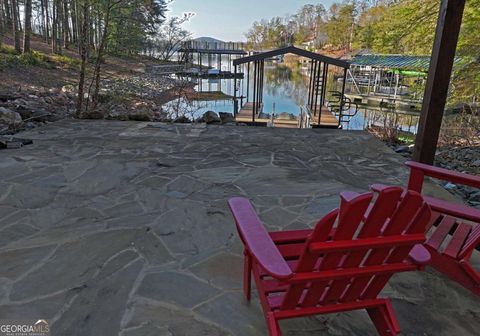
361, 204, 431, 299
341, 191, 426, 302
281, 192, 373, 310
301, 192, 374, 308
280, 187, 430, 310
280, 209, 338, 310
322, 186, 403, 304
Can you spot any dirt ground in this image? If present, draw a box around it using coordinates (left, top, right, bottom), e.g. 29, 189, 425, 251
0, 34, 167, 93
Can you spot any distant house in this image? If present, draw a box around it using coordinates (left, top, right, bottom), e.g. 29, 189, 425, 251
300, 32, 328, 52
301, 40, 316, 52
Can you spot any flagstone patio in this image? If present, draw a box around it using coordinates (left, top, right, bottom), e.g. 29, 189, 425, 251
0, 120, 478, 335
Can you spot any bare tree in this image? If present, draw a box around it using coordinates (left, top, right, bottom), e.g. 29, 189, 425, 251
23, 0, 32, 53
10, 0, 21, 52
155, 14, 192, 61
76, 0, 90, 115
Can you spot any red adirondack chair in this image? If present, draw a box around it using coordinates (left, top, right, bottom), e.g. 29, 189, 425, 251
229, 185, 431, 336
406, 161, 480, 296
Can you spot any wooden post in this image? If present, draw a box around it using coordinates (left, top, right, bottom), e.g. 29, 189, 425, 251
314, 62, 322, 123
308, 60, 314, 106
339, 67, 348, 128
246, 62, 250, 102
234, 65, 238, 116
310, 61, 318, 114
413, 0, 466, 164
253, 61, 257, 123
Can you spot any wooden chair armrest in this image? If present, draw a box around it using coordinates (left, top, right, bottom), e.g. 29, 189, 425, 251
408, 244, 431, 266
228, 197, 293, 280
424, 196, 480, 223
406, 161, 480, 190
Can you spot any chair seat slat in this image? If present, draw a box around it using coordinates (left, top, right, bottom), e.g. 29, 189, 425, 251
426, 216, 457, 250
444, 223, 472, 258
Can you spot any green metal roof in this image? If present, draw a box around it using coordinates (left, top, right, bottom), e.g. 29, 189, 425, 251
351, 54, 432, 70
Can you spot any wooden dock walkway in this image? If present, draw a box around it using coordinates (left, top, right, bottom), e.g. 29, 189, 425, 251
310, 105, 340, 128
235, 103, 340, 128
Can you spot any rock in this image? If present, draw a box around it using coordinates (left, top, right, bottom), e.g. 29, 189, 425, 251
203, 111, 221, 124
219, 112, 235, 124
395, 145, 414, 153
174, 116, 191, 123
472, 160, 480, 167
443, 182, 457, 190
469, 191, 480, 203
0, 107, 23, 127
78, 110, 105, 120
128, 111, 153, 122
61, 85, 76, 94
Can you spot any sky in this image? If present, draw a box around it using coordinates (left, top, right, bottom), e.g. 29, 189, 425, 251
167, 0, 336, 42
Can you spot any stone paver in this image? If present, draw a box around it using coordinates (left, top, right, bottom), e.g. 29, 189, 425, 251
0, 120, 478, 335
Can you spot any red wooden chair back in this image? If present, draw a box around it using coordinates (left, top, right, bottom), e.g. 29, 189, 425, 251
276, 187, 431, 310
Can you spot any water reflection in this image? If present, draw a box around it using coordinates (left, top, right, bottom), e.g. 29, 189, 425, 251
163, 62, 420, 134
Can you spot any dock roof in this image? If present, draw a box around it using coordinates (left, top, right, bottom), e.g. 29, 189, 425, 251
233, 46, 350, 68
351, 54, 432, 70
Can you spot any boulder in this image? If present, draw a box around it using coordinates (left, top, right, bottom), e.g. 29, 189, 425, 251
174, 116, 191, 123
0, 107, 23, 127
469, 191, 480, 203
219, 112, 235, 124
61, 85, 76, 94
78, 110, 105, 120
128, 110, 153, 122
395, 145, 414, 154
203, 111, 221, 124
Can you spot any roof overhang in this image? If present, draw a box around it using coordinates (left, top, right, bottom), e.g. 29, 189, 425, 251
233, 46, 350, 69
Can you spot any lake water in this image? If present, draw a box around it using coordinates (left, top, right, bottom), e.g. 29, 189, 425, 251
163, 61, 420, 133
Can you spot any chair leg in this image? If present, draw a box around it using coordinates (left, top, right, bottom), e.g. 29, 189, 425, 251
427, 247, 480, 296
244, 249, 252, 301
459, 261, 480, 296
267, 313, 282, 336
367, 301, 400, 336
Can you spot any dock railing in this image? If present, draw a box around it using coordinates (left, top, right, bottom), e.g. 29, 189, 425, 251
181, 41, 246, 52
299, 106, 312, 129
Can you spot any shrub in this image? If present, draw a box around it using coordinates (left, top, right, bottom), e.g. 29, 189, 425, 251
52, 54, 81, 67
0, 45, 20, 55
17, 50, 49, 66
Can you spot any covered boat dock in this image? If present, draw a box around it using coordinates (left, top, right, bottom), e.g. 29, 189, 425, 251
232, 46, 350, 128
346, 53, 433, 110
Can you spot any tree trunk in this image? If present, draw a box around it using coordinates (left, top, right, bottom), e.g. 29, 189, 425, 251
14, 0, 20, 31
91, 9, 111, 110
10, 0, 20, 52
63, 0, 69, 49
44, 0, 50, 44
56, 0, 63, 54
51, 0, 56, 52
40, 0, 46, 39
76, 0, 90, 116
0, 1, 5, 44
71, 0, 78, 45
4, 0, 12, 28
23, 0, 32, 53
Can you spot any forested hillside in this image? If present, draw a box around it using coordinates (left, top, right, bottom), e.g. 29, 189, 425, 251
0, 0, 198, 127
245, 0, 479, 104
